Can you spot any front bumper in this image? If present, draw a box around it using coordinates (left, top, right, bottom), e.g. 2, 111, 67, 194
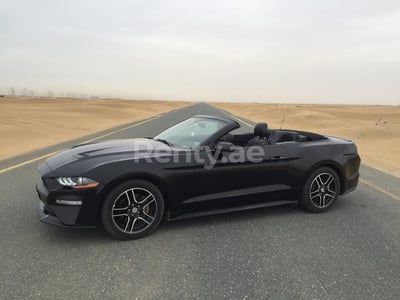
36, 179, 99, 228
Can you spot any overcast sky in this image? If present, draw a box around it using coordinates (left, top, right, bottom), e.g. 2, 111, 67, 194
1, 0, 399, 104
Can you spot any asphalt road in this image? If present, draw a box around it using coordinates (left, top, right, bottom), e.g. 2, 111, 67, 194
0, 103, 399, 299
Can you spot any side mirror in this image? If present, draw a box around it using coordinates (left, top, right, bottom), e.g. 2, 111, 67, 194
216, 142, 234, 152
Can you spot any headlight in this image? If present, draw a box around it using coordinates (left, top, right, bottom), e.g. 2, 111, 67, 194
56, 177, 99, 189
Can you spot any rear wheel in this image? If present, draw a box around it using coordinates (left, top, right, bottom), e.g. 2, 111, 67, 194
101, 180, 164, 240
300, 167, 340, 213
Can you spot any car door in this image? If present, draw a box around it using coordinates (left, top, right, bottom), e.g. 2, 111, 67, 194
187, 143, 293, 213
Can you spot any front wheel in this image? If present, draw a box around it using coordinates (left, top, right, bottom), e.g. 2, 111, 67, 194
101, 180, 164, 240
300, 167, 340, 213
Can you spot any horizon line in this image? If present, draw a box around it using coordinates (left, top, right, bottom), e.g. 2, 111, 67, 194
1, 94, 399, 106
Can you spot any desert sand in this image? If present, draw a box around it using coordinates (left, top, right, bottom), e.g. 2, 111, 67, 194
0, 97, 190, 160
1, 97, 399, 177
214, 103, 400, 177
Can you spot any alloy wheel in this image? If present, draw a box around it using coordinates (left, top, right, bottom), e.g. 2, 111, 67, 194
111, 188, 158, 234
309, 173, 337, 208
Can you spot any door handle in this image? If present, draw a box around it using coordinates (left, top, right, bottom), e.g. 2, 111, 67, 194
270, 156, 286, 161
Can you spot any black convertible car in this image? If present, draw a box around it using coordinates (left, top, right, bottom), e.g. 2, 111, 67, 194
36, 115, 360, 240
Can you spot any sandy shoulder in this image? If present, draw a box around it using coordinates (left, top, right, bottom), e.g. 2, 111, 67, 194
0, 97, 190, 160
214, 102, 400, 177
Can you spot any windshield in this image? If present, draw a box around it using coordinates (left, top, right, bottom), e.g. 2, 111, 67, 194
154, 117, 226, 148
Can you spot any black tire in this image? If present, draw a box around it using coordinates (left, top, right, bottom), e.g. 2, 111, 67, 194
101, 180, 164, 240
300, 167, 340, 213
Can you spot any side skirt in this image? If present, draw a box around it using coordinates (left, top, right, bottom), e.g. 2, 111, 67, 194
167, 200, 298, 221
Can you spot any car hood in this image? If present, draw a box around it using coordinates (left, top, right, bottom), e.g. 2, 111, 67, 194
45, 138, 171, 171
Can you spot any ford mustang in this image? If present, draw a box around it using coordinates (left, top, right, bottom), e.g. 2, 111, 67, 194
36, 115, 360, 240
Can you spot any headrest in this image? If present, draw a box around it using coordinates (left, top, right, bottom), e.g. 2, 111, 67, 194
254, 123, 269, 138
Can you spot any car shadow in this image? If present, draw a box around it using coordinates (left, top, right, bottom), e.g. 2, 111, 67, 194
161, 204, 303, 230
38, 205, 301, 243
40, 200, 347, 243
157, 198, 348, 235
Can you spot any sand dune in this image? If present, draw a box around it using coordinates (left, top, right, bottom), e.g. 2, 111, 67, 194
214, 103, 400, 177
0, 97, 190, 160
